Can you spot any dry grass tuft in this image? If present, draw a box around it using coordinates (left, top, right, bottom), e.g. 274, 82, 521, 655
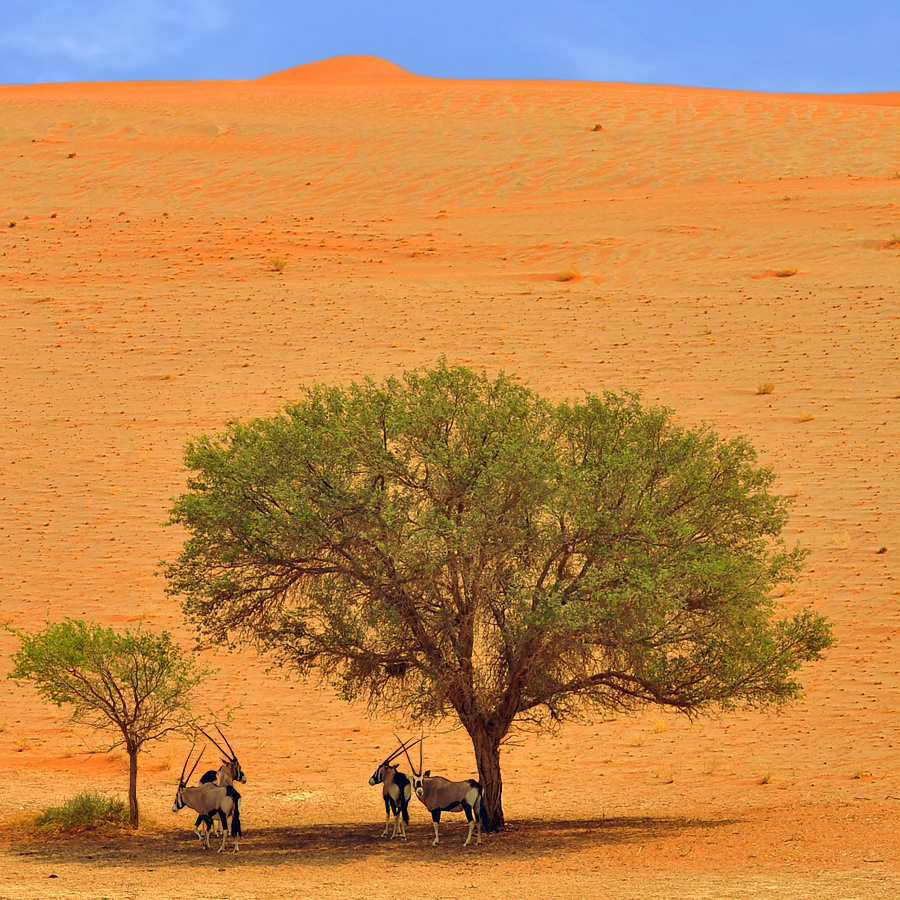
556, 269, 580, 282
756, 382, 775, 395
833, 531, 852, 551
268, 257, 287, 273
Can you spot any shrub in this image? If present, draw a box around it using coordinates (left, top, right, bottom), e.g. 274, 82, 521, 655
36, 792, 129, 833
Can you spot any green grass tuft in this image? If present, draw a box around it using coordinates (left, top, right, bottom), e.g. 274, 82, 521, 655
36, 792, 129, 833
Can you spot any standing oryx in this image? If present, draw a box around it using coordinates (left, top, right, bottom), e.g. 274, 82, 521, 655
402, 739, 490, 847
195, 726, 246, 837
172, 743, 243, 853
368, 736, 420, 840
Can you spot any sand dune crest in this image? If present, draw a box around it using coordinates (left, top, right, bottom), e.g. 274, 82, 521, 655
257, 54, 425, 84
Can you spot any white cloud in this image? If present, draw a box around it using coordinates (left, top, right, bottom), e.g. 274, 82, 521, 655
0, 1, 229, 69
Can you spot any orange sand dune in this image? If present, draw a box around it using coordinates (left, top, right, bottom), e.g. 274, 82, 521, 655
1, 57, 899, 898
258, 54, 426, 83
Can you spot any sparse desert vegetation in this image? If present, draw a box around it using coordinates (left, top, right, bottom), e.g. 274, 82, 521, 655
0, 54, 898, 900
35, 792, 129, 833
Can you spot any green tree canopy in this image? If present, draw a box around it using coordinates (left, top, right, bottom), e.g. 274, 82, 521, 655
8, 619, 210, 828
164, 362, 832, 827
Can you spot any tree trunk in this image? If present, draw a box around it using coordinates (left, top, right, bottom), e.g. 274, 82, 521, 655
470, 726, 504, 831
128, 746, 139, 829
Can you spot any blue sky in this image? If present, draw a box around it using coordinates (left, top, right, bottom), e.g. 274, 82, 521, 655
1, 1, 898, 93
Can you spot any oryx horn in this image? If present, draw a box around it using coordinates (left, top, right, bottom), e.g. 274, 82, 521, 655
180, 744, 205, 785
200, 725, 235, 761
215, 725, 237, 759
401, 732, 426, 777
386, 733, 422, 766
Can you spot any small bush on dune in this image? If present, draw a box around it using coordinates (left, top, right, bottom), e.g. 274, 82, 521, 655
36, 792, 129, 833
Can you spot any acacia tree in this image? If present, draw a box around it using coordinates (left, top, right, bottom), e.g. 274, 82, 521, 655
164, 362, 832, 828
8, 619, 209, 828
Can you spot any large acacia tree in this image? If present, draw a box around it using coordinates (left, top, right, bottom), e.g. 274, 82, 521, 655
165, 362, 831, 828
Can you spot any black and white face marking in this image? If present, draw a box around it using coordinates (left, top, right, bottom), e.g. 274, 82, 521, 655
369, 761, 396, 786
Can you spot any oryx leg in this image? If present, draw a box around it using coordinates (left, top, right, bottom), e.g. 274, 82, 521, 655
388, 795, 405, 840
430, 810, 441, 846
462, 803, 476, 847
193, 814, 212, 848
381, 798, 393, 838
216, 810, 229, 853
219, 825, 240, 854
391, 807, 406, 840
385, 785, 406, 840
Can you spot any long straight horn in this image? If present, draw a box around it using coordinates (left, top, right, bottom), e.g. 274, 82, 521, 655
385, 733, 422, 766
179, 749, 193, 784
179, 734, 200, 783
215, 725, 237, 760
185, 745, 205, 783
199, 727, 230, 759
401, 744, 419, 777
400, 733, 423, 777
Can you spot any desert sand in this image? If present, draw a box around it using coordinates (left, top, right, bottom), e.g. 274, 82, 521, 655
0, 55, 899, 898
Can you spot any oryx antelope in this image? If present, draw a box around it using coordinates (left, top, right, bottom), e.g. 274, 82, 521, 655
368, 735, 421, 840
196, 726, 246, 837
403, 739, 490, 847
172, 744, 243, 853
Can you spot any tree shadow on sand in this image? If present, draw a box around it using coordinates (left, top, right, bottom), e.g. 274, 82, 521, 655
4, 814, 738, 869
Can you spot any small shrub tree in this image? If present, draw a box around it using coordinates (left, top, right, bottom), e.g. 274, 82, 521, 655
8, 619, 210, 828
